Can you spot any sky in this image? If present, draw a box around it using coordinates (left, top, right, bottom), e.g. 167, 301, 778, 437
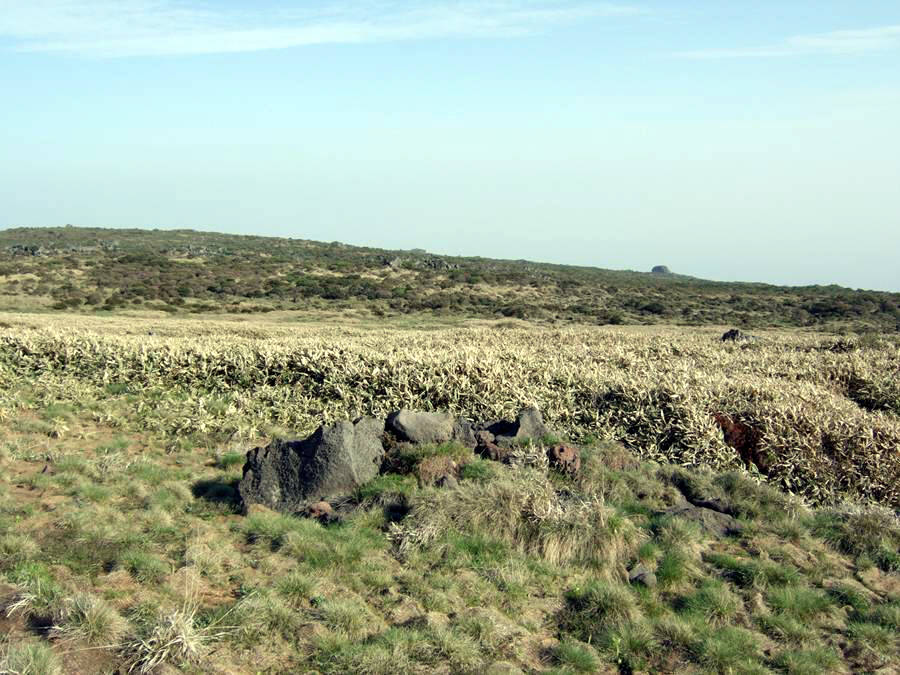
1, 1, 899, 291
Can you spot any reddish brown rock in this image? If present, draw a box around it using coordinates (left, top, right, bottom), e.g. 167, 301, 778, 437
712, 413, 768, 472
306, 501, 333, 520
475, 430, 507, 462
547, 443, 581, 475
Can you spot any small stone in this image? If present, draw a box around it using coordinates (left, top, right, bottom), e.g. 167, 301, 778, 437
435, 473, 458, 489
628, 563, 657, 588
305, 501, 332, 520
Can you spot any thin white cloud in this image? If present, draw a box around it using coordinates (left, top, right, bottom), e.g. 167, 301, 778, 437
677, 24, 900, 59
0, 1, 644, 57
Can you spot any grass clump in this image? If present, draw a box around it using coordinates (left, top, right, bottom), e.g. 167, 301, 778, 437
772, 646, 842, 675
119, 550, 169, 584
354, 473, 417, 506
0, 640, 63, 675
811, 504, 900, 572
555, 639, 600, 672
383, 441, 472, 476
216, 451, 245, 471
53, 592, 129, 646
847, 621, 898, 664
692, 626, 762, 673
680, 581, 742, 626
125, 598, 229, 674
392, 468, 644, 569
460, 458, 497, 483
562, 581, 641, 643
766, 587, 833, 622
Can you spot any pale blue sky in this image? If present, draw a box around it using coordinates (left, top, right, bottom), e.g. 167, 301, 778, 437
1, 1, 899, 290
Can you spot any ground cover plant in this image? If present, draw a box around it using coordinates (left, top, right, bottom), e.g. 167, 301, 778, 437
0, 312, 898, 673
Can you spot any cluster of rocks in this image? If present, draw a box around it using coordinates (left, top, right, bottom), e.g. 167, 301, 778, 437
721, 328, 758, 342
237, 405, 579, 519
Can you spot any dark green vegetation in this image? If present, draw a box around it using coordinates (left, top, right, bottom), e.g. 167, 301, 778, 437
2, 422, 898, 673
2, 226, 899, 329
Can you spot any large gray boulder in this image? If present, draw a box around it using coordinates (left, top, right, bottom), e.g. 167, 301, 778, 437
238, 417, 385, 514
386, 409, 478, 448
387, 410, 454, 445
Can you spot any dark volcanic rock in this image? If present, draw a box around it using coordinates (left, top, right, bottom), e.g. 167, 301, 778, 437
452, 418, 477, 449
651, 265, 671, 275
239, 417, 385, 514
721, 328, 756, 342
547, 443, 581, 476
387, 410, 454, 445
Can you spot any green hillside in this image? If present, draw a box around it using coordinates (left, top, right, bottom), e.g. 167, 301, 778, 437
1, 226, 898, 330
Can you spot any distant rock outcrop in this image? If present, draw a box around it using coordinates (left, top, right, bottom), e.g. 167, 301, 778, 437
721, 328, 757, 342
651, 265, 671, 275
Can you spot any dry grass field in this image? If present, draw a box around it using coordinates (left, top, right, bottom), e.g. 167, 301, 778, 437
0, 312, 898, 673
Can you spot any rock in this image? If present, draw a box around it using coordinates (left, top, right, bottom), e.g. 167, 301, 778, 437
435, 473, 458, 489
475, 429, 495, 445
388, 597, 423, 625
547, 443, 581, 476
305, 501, 339, 524
238, 417, 385, 514
387, 410, 455, 445
712, 413, 768, 472
663, 503, 744, 537
651, 265, 671, 274
628, 563, 657, 588
452, 418, 477, 449
489, 405, 554, 447
721, 328, 756, 342
475, 430, 508, 462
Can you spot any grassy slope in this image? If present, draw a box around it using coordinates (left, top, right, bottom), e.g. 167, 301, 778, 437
0, 314, 898, 673
0, 421, 898, 674
2, 226, 900, 330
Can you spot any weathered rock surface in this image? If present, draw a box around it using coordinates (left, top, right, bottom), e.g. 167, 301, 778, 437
651, 265, 671, 275
451, 418, 477, 449
663, 502, 744, 537
386, 409, 478, 449
238, 417, 384, 513
387, 410, 454, 445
